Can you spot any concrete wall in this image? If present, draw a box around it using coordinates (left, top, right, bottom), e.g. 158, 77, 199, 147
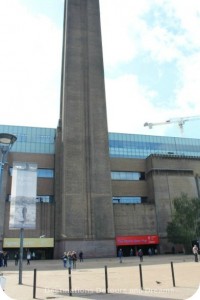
113, 203, 157, 236
146, 155, 199, 253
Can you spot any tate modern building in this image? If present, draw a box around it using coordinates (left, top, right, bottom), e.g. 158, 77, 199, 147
1, 0, 200, 259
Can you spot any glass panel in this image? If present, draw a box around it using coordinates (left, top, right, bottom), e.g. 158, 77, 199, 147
10, 168, 54, 178
109, 132, 200, 158
37, 169, 54, 178
8, 195, 54, 203
111, 171, 144, 180
112, 197, 142, 204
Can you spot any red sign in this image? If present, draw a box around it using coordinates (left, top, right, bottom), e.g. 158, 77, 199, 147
116, 235, 159, 246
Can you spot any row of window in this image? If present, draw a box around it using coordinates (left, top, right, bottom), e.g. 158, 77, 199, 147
112, 197, 147, 204
9, 168, 54, 178
109, 133, 200, 158
36, 196, 54, 203
7, 195, 146, 205
8, 195, 54, 203
2, 125, 200, 158
9, 169, 146, 181
111, 171, 145, 180
0, 125, 55, 154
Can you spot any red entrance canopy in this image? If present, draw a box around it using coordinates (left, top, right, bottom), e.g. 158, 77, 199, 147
116, 235, 159, 246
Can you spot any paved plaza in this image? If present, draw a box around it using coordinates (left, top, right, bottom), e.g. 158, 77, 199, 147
0, 254, 200, 300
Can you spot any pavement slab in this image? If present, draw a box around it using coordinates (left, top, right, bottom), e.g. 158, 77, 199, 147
0, 254, 200, 300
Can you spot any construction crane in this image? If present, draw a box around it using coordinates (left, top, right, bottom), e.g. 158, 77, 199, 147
144, 115, 200, 136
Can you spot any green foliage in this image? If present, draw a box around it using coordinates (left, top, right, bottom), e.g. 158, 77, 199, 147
167, 193, 200, 253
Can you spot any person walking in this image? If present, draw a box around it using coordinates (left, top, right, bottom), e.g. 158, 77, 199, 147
72, 251, 77, 269
62, 252, 67, 268
130, 248, 134, 256
192, 244, 199, 262
3, 251, 8, 267
27, 251, 31, 265
0, 251, 3, 267
118, 248, 123, 263
14, 252, 19, 266
67, 251, 73, 269
138, 249, 143, 262
79, 251, 83, 262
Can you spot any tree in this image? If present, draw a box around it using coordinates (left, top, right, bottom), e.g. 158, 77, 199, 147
167, 193, 200, 253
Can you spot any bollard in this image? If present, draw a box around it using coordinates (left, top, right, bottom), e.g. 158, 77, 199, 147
33, 269, 37, 299
170, 262, 176, 287
105, 266, 108, 294
139, 264, 143, 290
68, 267, 72, 296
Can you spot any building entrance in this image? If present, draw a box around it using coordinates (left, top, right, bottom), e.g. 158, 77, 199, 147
116, 235, 159, 257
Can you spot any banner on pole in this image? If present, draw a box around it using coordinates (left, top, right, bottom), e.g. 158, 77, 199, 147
9, 162, 37, 229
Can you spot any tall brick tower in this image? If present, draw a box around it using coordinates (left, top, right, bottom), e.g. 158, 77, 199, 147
54, 0, 115, 257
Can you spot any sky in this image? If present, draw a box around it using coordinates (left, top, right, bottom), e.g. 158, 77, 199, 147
1, 0, 200, 139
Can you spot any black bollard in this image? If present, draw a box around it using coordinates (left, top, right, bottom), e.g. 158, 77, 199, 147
105, 266, 108, 294
33, 268, 37, 299
68, 267, 72, 296
139, 264, 143, 290
170, 262, 176, 287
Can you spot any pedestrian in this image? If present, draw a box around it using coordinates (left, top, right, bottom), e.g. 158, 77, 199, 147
118, 248, 123, 263
14, 252, 19, 266
192, 244, 199, 262
67, 251, 73, 269
27, 251, 31, 265
32, 251, 36, 260
3, 251, 8, 267
62, 252, 67, 268
0, 251, 3, 267
130, 248, 133, 256
138, 249, 143, 262
79, 251, 83, 262
72, 251, 77, 269
148, 248, 152, 256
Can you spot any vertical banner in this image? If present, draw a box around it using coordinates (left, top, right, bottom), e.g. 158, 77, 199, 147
9, 162, 37, 229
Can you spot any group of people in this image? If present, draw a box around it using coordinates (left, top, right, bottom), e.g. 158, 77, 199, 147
62, 250, 83, 269
0, 250, 8, 267
118, 248, 144, 263
14, 250, 36, 266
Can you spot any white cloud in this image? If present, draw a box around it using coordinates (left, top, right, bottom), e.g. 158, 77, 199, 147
100, 0, 151, 67
101, 0, 200, 138
105, 74, 170, 135
0, 0, 62, 127
1, 0, 200, 139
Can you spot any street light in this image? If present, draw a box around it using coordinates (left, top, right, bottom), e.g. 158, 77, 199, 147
0, 133, 17, 249
0, 133, 17, 193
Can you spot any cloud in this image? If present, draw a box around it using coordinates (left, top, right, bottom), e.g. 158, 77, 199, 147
0, 0, 200, 139
0, 0, 62, 127
100, 0, 151, 68
101, 0, 200, 138
105, 74, 169, 134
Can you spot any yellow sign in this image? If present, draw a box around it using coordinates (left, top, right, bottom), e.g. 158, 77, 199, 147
3, 238, 54, 248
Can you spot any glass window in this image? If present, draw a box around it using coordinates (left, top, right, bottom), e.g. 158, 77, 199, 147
111, 171, 145, 180
8, 195, 54, 203
108, 132, 200, 159
37, 169, 54, 178
36, 196, 54, 203
112, 197, 142, 204
0, 125, 55, 154
9, 168, 54, 178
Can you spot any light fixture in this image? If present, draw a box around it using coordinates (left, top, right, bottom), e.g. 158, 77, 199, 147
0, 133, 17, 189
0, 133, 17, 166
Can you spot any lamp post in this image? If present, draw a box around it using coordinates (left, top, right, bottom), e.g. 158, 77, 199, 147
0, 133, 17, 188
0, 133, 17, 249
